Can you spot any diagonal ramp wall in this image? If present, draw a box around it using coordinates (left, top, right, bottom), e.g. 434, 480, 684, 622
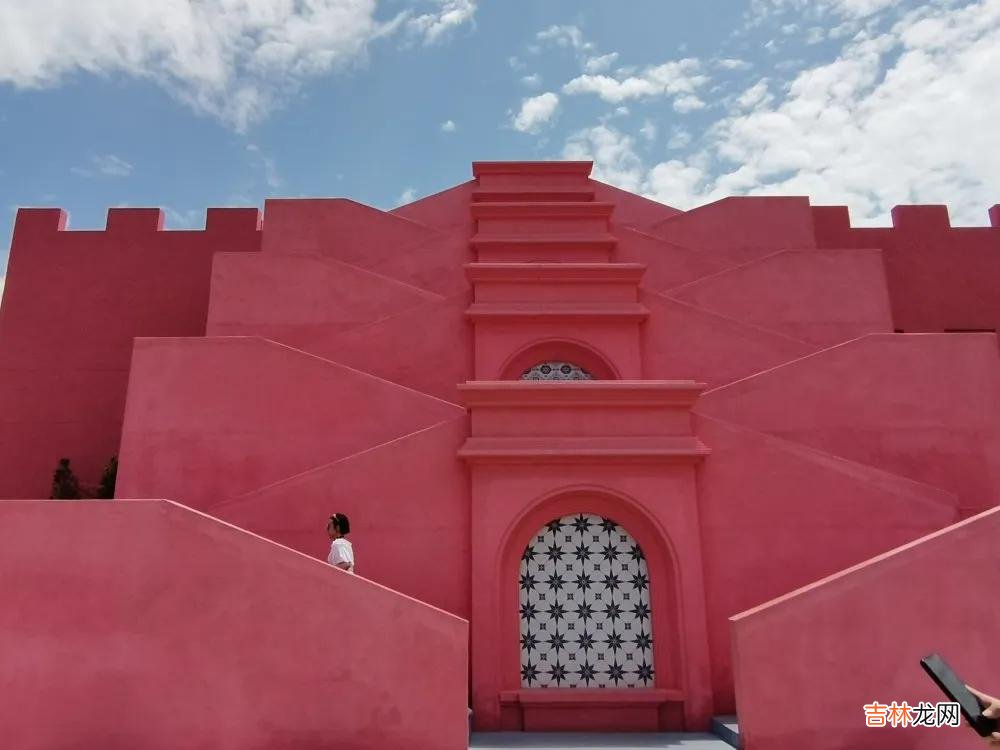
731, 507, 1000, 750
0, 499, 468, 750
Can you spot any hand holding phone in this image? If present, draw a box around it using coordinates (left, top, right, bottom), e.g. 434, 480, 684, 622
967, 686, 1000, 747
920, 654, 1000, 739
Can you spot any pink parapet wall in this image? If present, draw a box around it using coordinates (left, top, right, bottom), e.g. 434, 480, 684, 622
0, 207, 261, 499
0, 499, 469, 750
731, 507, 1000, 750
813, 203, 1000, 332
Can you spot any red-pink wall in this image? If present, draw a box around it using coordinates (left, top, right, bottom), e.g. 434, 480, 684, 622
813, 204, 1000, 332
206, 254, 474, 399
4, 168, 1000, 737
590, 180, 682, 229
649, 196, 817, 266
211, 418, 472, 619
640, 291, 817, 390
466, 474, 713, 732
261, 198, 472, 296
117, 336, 465, 511
731, 507, 1000, 750
696, 414, 959, 712
698, 333, 1000, 515
616, 226, 729, 294
322, 291, 473, 402
391, 181, 477, 234
207, 252, 443, 345
0, 499, 468, 750
0, 208, 261, 499
665, 249, 893, 347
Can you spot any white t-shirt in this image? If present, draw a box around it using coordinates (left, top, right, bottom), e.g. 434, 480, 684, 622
327, 538, 355, 573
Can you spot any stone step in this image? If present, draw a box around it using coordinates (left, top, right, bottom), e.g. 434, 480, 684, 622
710, 715, 740, 748
473, 188, 596, 203
469, 733, 734, 749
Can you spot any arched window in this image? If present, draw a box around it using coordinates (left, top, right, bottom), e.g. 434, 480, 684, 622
518, 513, 654, 688
520, 361, 593, 381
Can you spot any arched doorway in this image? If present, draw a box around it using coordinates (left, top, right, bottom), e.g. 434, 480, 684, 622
518, 513, 654, 688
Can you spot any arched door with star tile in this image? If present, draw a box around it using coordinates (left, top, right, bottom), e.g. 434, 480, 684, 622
518, 513, 654, 689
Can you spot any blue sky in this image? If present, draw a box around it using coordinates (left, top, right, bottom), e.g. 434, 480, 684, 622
2, 0, 999, 291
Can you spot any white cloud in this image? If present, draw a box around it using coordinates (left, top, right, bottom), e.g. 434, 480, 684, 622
775, 57, 807, 71
717, 58, 752, 70
0, 0, 475, 131
569, 0, 1000, 225
94, 154, 133, 177
536, 24, 593, 51
640, 120, 657, 141
736, 79, 772, 110
829, 21, 856, 39
563, 125, 644, 193
263, 157, 281, 189
806, 26, 827, 44
673, 94, 706, 113
512, 92, 559, 133
405, 0, 477, 44
667, 129, 693, 149
598, 106, 630, 124
164, 207, 202, 228
748, 0, 896, 24
562, 58, 708, 105
584, 52, 619, 73
562, 124, 708, 208
829, 0, 897, 19
398, 187, 417, 205
441, 119, 456, 132
646, 159, 714, 210
71, 153, 133, 178
521, 73, 542, 87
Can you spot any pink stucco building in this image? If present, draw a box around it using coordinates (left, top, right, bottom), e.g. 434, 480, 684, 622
0, 161, 998, 749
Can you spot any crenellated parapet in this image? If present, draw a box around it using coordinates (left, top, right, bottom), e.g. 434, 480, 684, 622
0, 205, 263, 499
811, 203, 1000, 332
812, 202, 1000, 236
11, 206, 261, 239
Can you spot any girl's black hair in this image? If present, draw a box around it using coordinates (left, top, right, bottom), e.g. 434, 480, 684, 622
330, 512, 350, 535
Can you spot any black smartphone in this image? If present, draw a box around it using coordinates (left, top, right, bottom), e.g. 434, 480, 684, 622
920, 653, 998, 737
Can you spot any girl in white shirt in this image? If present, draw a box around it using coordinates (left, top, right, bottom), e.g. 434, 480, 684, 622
326, 513, 355, 574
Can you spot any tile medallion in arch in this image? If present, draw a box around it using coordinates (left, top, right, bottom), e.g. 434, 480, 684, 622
519, 513, 654, 688
521, 361, 593, 380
